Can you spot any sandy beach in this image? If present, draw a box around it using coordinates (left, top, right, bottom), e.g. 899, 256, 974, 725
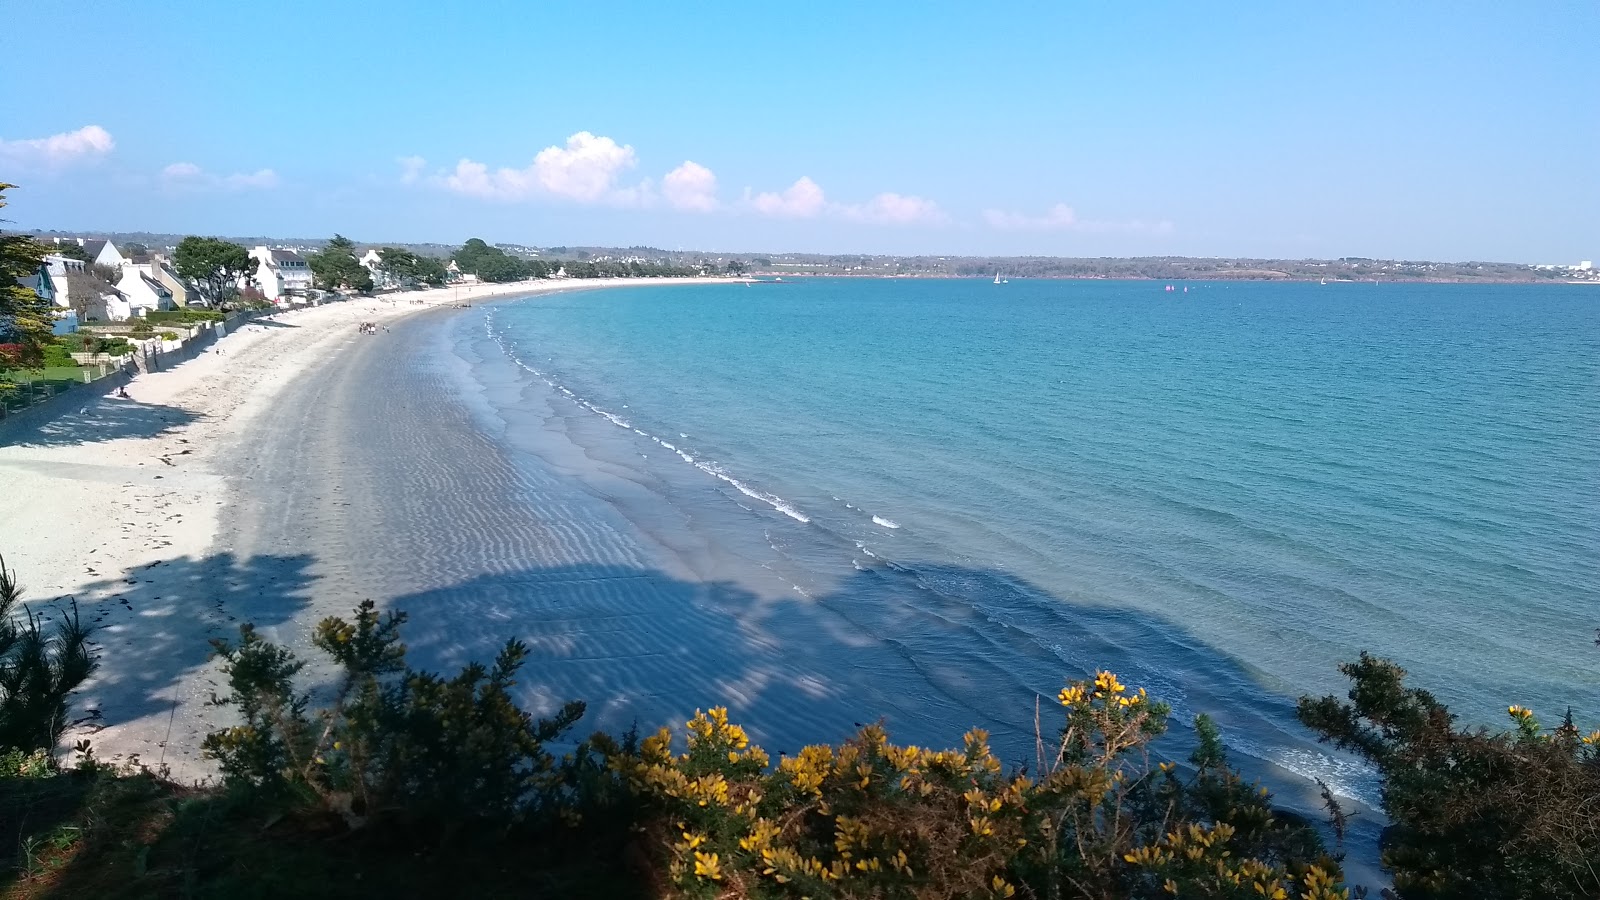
0, 277, 728, 779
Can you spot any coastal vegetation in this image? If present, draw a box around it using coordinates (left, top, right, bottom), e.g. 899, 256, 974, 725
306, 235, 373, 294
0, 185, 56, 366
2, 554, 1594, 899
170, 238, 257, 311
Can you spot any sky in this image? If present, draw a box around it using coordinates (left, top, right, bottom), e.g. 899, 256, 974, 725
2, 1, 1595, 262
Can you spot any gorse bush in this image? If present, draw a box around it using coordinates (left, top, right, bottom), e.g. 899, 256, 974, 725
0, 555, 95, 753
203, 605, 1349, 898
202, 600, 588, 829
622, 671, 1345, 900
1299, 653, 1600, 900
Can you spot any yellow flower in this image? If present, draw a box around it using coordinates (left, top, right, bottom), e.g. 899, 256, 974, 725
1508, 705, 1532, 718
693, 851, 723, 881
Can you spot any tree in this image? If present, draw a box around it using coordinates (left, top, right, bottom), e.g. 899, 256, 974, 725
308, 234, 373, 293
1300, 654, 1600, 899
452, 239, 528, 283
52, 243, 90, 263
1, 554, 96, 753
413, 254, 448, 287
726, 260, 747, 275
0, 184, 58, 365
174, 236, 257, 310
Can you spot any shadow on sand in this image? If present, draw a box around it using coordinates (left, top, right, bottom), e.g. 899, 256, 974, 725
0, 399, 201, 449
56, 551, 315, 770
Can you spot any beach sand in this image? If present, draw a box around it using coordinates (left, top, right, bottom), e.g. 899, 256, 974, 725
0, 278, 728, 779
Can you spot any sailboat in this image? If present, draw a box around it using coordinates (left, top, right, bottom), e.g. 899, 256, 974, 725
994, 270, 1002, 284
1002, 273, 1009, 283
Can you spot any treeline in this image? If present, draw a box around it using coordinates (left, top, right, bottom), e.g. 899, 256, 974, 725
453, 237, 703, 282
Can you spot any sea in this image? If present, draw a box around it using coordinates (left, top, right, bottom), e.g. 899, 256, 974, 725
441, 277, 1596, 851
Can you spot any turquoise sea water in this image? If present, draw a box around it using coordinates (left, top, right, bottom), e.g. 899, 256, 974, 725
472, 278, 1597, 803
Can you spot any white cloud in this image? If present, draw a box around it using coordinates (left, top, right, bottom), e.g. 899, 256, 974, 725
434, 131, 643, 205
840, 192, 948, 226
750, 176, 827, 218
533, 131, 637, 201
161, 162, 280, 191
398, 155, 426, 185
0, 125, 115, 169
662, 160, 718, 212
983, 203, 1173, 235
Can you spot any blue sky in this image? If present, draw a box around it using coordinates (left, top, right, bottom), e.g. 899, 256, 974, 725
2, 1, 1595, 261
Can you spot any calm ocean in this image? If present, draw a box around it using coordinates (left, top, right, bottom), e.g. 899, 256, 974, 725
462, 277, 1597, 812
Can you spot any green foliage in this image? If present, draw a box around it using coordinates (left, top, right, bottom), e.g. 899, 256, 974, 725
0, 184, 58, 365
453, 238, 531, 283
623, 669, 1345, 899
0, 555, 97, 754
128, 322, 154, 336
173, 236, 257, 310
1299, 653, 1600, 899
376, 247, 448, 288
38, 342, 77, 368
203, 600, 587, 830
144, 308, 223, 324
308, 233, 374, 293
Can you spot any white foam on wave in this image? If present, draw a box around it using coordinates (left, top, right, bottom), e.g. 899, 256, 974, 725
872, 516, 901, 529
490, 320, 812, 525
693, 459, 810, 523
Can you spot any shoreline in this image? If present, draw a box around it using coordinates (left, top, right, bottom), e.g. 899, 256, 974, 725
0, 276, 731, 777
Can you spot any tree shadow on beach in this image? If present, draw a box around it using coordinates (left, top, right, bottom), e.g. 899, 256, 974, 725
0, 399, 201, 449
45, 551, 317, 774
386, 559, 1329, 781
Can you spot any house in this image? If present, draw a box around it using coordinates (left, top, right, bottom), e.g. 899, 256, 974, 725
116, 264, 176, 317
49, 237, 126, 270
445, 260, 478, 283
45, 254, 131, 322
359, 249, 394, 289
15, 261, 78, 334
149, 254, 204, 307
247, 246, 314, 303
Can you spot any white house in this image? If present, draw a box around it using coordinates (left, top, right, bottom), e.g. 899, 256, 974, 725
48, 237, 126, 270
45, 254, 131, 322
359, 249, 394, 289
116, 264, 176, 317
16, 261, 78, 334
248, 246, 314, 303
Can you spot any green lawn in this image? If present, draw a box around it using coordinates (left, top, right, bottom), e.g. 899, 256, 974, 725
0, 368, 92, 412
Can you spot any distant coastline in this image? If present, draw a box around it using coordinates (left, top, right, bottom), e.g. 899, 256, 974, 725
26, 227, 1597, 286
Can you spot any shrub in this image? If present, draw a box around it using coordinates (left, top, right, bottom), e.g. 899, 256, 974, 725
39, 342, 77, 368
128, 322, 154, 336
158, 331, 178, 342
1300, 654, 1600, 899
0, 555, 96, 754
202, 601, 587, 830
621, 670, 1346, 899
0, 343, 23, 368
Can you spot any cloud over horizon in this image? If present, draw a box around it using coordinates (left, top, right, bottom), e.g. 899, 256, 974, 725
430, 131, 646, 206
840, 192, 948, 226
749, 177, 828, 218
662, 161, 718, 212
983, 203, 1174, 235
161, 162, 280, 191
0, 125, 115, 169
